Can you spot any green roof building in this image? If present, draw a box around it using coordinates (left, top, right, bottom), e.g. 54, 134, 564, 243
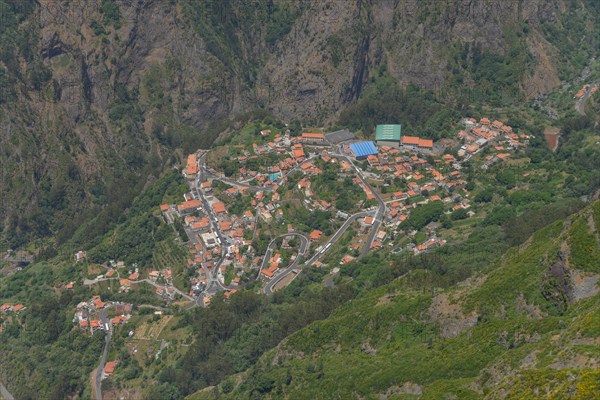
375, 124, 402, 147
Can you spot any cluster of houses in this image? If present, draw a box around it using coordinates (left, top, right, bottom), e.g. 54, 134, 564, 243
457, 117, 530, 158
260, 252, 283, 278
165, 191, 255, 294
182, 126, 469, 280
108, 262, 176, 300
574, 83, 598, 99
0, 303, 26, 334
75, 295, 132, 335
166, 132, 380, 291
206, 131, 331, 188
0, 303, 26, 314
338, 144, 473, 257
172, 118, 533, 288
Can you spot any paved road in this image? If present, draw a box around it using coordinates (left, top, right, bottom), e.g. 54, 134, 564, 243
304, 210, 373, 268
1, 257, 33, 264
257, 232, 308, 278
94, 308, 111, 400
191, 175, 227, 295
202, 170, 275, 192
263, 233, 310, 295
324, 152, 386, 256
0, 381, 14, 400
83, 277, 118, 286
576, 84, 595, 115
137, 304, 173, 312
264, 210, 373, 295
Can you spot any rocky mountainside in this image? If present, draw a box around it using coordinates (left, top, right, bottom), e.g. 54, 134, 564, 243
0, 0, 598, 247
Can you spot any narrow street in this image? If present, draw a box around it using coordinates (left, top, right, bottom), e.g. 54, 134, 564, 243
93, 307, 112, 400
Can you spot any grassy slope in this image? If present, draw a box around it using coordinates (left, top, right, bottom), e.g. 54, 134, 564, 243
0, 170, 190, 398
189, 203, 600, 399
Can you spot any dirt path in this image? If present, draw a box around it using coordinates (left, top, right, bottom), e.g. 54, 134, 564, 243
0, 381, 15, 400
90, 368, 98, 400
544, 127, 560, 152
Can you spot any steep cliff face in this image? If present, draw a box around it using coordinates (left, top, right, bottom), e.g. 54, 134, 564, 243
1, 0, 231, 246
259, 0, 576, 122
0, 0, 597, 246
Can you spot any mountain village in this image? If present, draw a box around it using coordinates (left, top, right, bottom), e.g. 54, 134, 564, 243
158, 117, 531, 303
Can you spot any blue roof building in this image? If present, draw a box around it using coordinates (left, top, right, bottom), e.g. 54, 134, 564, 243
350, 141, 378, 159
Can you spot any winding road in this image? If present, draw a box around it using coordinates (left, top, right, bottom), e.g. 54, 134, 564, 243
201, 153, 322, 193
264, 210, 374, 295
202, 170, 275, 192
261, 233, 310, 295
1, 257, 33, 265
335, 154, 386, 256
203, 148, 386, 293
575, 83, 595, 116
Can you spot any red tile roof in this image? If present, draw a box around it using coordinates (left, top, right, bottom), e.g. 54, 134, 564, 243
302, 132, 325, 139
177, 199, 201, 213
219, 221, 233, 231
310, 230, 324, 240
104, 361, 118, 375
401, 136, 433, 148
212, 202, 226, 213
12, 304, 25, 313
292, 149, 305, 159
191, 217, 210, 230
187, 154, 198, 175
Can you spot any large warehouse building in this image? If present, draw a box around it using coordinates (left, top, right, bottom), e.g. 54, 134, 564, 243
350, 141, 378, 159
375, 124, 402, 148
401, 136, 433, 151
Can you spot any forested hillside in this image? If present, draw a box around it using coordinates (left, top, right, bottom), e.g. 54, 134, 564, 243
188, 201, 600, 399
